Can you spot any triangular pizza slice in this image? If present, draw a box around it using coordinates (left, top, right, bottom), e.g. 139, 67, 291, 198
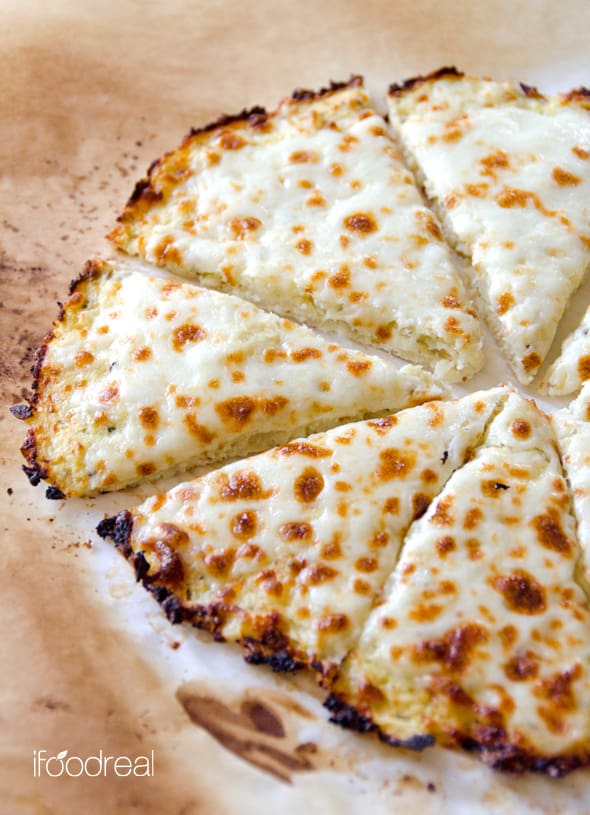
552, 382, 590, 580
97, 388, 508, 675
542, 305, 590, 396
12, 257, 447, 498
387, 68, 590, 384
108, 77, 483, 382
327, 392, 590, 776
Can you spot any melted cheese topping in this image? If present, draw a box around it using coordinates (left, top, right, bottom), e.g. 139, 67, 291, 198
331, 393, 590, 759
27, 258, 447, 497
123, 388, 507, 670
109, 84, 483, 381
388, 74, 590, 384
543, 306, 590, 395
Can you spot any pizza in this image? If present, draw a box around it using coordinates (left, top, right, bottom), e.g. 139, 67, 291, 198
107, 77, 484, 382
97, 387, 508, 675
387, 67, 590, 385
326, 391, 590, 776
10, 257, 447, 499
98, 387, 590, 775
542, 305, 590, 396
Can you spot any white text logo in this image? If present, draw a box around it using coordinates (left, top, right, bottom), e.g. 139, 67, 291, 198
33, 749, 155, 777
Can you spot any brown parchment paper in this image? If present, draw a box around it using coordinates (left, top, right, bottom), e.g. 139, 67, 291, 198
2, 2, 590, 812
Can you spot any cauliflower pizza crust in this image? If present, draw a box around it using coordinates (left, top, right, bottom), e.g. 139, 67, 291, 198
108, 78, 484, 382
97, 388, 508, 674
326, 392, 590, 776
12, 257, 446, 498
387, 67, 590, 385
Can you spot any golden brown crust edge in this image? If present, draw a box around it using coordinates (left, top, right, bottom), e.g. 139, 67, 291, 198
388, 66, 590, 109
9, 259, 107, 499
324, 692, 590, 777
109, 75, 364, 238
96, 512, 306, 673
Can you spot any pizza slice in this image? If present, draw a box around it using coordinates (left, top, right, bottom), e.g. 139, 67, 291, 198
326, 392, 590, 776
387, 67, 590, 385
11, 257, 447, 499
108, 77, 484, 382
552, 382, 590, 581
97, 387, 508, 675
542, 305, 590, 396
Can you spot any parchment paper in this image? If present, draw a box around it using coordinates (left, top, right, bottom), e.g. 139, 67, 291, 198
2, 2, 590, 812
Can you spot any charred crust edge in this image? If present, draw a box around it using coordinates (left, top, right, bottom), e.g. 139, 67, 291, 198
388, 66, 464, 96
323, 694, 376, 734
10, 404, 33, 420
460, 730, 590, 777
45, 485, 65, 500
290, 75, 363, 102
379, 731, 436, 751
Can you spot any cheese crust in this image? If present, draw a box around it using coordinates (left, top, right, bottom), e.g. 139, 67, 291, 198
97, 388, 508, 673
327, 392, 590, 775
14, 257, 447, 498
109, 78, 483, 382
387, 68, 590, 385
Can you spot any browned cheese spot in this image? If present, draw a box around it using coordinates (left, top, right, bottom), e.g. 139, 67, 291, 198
354, 557, 378, 573
480, 150, 510, 178
321, 536, 342, 560
329, 265, 351, 289
368, 415, 397, 435
296, 239, 314, 255
444, 194, 459, 210
306, 193, 326, 207
492, 570, 546, 614
184, 414, 215, 443
481, 479, 511, 498
172, 323, 207, 351
552, 167, 582, 186
384, 496, 400, 515
430, 496, 454, 527
536, 664, 582, 713
294, 467, 324, 503
498, 624, 518, 649
261, 396, 288, 416
376, 448, 416, 481
465, 183, 489, 197
215, 396, 256, 429
353, 579, 372, 595
578, 355, 590, 381
412, 623, 489, 673
346, 359, 371, 376
230, 217, 262, 240
504, 650, 539, 681
138, 406, 159, 429
205, 548, 236, 578
511, 419, 531, 439
155, 239, 182, 266
522, 351, 542, 373
317, 614, 349, 633
423, 215, 442, 241
496, 187, 530, 208
75, 350, 94, 367
290, 150, 319, 163
136, 462, 156, 477
442, 294, 460, 308
409, 603, 444, 622
464, 507, 483, 530
231, 511, 258, 540
291, 347, 322, 363
572, 146, 590, 160
307, 564, 339, 585
279, 522, 312, 542
220, 472, 269, 502
219, 132, 246, 150
435, 536, 456, 557
134, 345, 152, 362
278, 441, 331, 458
532, 512, 572, 555
375, 324, 392, 341
496, 291, 515, 316
343, 213, 378, 235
